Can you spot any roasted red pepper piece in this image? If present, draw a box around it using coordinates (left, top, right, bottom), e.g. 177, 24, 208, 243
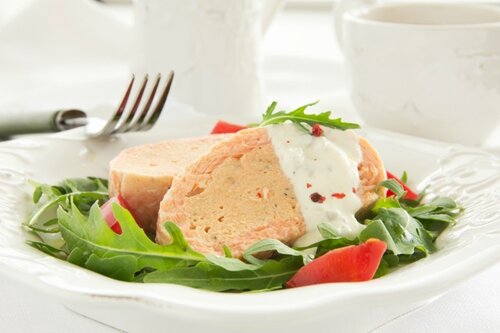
100, 195, 135, 234
311, 124, 323, 137
211, 121, 247, 134
286, 239, 387, 287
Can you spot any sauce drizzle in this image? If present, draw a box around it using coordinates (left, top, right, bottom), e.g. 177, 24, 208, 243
267, 123, 364, 246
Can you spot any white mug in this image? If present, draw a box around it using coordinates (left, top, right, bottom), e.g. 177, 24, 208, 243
335, 1, 500, 145
132, 0, 283, 116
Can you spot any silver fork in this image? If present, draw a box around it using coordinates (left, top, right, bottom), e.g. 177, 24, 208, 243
0, 72, 174, 139
84, 71, 174, 138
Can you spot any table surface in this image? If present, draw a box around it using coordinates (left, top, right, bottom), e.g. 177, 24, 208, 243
0, 3, 499, 333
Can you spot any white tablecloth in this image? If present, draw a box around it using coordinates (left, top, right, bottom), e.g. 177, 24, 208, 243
0, 3, 499, 332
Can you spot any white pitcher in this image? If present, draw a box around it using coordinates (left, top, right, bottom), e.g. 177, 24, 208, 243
132, 0, 283, 116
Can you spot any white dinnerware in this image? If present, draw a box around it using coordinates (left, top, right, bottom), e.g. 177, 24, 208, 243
335, 1, 500, 145
131, 0, 283, 116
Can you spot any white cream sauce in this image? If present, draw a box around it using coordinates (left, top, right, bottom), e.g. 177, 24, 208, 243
267, 123, 364, 246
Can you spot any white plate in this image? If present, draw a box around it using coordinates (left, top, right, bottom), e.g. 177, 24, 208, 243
0, 118, 499, 333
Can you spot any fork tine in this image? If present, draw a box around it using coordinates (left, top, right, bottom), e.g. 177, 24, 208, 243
98, 75, 135, 136
85, 71, 174, 138
113, 74, 149, 134
128, 73, 161, 132
138, 71, 174, 131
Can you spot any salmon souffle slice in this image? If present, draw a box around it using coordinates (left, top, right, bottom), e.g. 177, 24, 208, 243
25, 102, 462, 291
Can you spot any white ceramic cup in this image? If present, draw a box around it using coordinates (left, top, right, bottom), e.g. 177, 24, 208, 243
132, 0, 283, 116
335, 2, 500, 145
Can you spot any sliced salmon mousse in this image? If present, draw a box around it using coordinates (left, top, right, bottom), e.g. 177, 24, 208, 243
156, 123, 386, 257
109, 134, 229, 234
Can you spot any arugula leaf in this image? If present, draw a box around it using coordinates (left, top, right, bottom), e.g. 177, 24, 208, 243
258, 101, 360, 131
204, 239, 310, 271
371, 197, 401, 215
311, 238, 358, 258
205, 255, 259, 271
295, 224, 357, 257
373, 256, 390, 278
26, 241, 68, 260
397, 250, 427, 264
417, 213, 457, 224
360, 208, 436, 255
143, 256, 304, 292
379, 179, 406, 199
57, 203, 205, 280
427, 197, 458, 209
243, 238, 311, 266
401, 171, 408, 184
60, 177, 108, 193
383, 253, 400, 267
32, 185, 43, 203
404, 196, 461, 241
222, 245, 233, 258
85, 254, 138, 281
406, 198, 459, 218
317, 223, 340, 239
360, 220, 401, 253
25, 177, 109, 234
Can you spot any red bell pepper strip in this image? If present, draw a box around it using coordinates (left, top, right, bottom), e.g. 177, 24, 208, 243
211, 121, 247, 134
286, 239, 387, 288
100, 195, 134, 234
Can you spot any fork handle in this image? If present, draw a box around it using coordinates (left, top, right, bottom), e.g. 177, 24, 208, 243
0, 109, 87, 137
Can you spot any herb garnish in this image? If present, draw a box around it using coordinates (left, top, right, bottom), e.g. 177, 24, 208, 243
257, 101, 360, 131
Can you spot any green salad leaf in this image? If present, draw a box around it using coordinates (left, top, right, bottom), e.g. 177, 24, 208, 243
378, 179, 406, 200
26, 240, 68, 260
194, 238, 312, 273
405, 196, 463, 241
360, 209, 436, 255
143, 256, 304, 292
57, 203, 205, 280
243, 238, 312, 266
85, 254, 138, 281
24, 177, 109, 234
295, 224, 358, 257
257, 101, 360, 131
204, 254, 260, 272
401, 171, 408, 184
357, 176, 461, 278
